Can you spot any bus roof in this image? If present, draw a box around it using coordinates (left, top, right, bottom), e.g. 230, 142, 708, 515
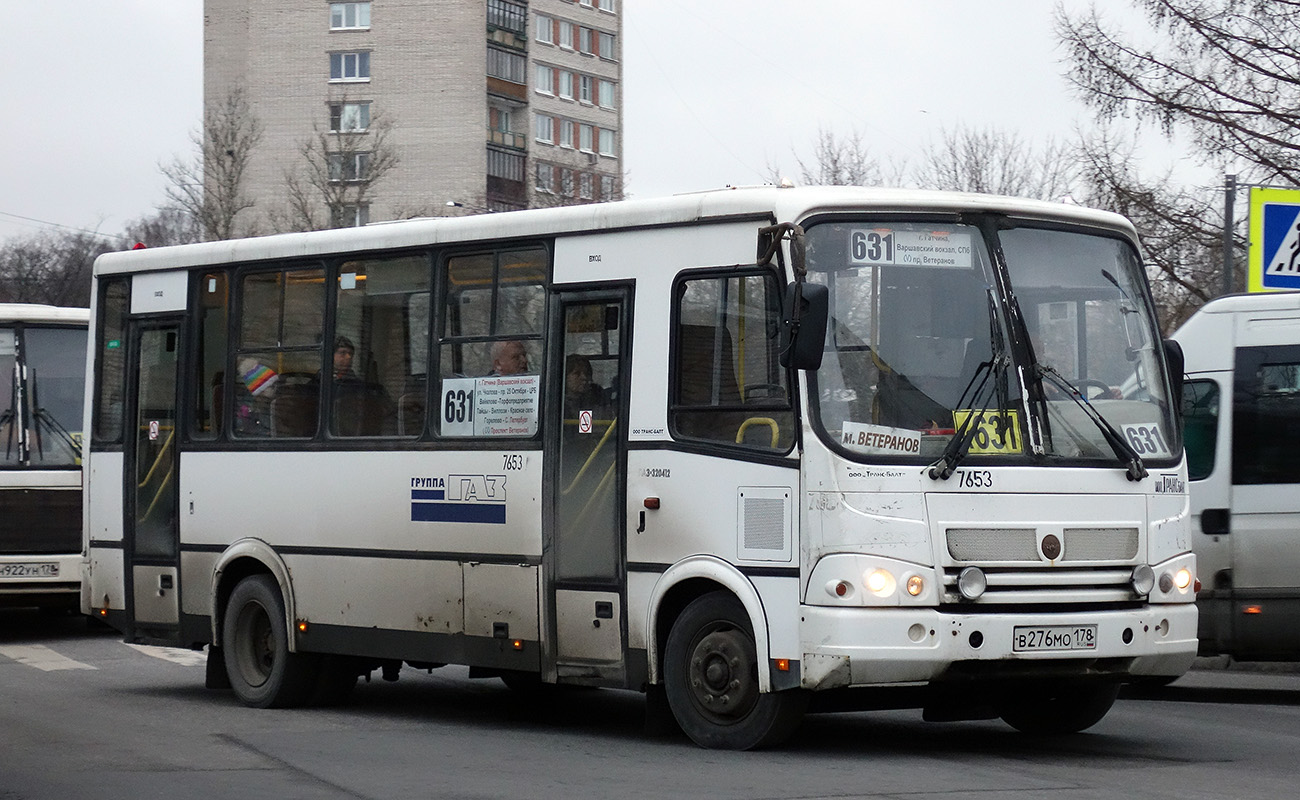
92, 185, 1138, 276
0, 303, 90, 324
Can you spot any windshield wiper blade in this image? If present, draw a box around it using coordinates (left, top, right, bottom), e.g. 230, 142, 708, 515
928, 353, 1009, 481
1037, 364, 1148, 481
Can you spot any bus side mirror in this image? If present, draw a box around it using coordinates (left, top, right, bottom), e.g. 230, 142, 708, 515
1163, 338, 1185, 411
779, 281, 827, 370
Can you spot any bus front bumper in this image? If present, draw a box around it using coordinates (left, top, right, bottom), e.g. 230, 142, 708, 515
798, 604, 1198, 690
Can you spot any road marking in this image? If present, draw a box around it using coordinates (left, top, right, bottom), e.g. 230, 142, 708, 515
0, 644, 96, 671
125, 642, 207, 667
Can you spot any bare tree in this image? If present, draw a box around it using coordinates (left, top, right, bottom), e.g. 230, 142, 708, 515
913, 126, 1078, 201
121, 205, 201, 249
162, 87, 264, 241
1073, 127, 1232, 331
0, 230, 115, 306
770, 127, 884, 187
276, 109, 400, 232
1056, 0, 1300, 186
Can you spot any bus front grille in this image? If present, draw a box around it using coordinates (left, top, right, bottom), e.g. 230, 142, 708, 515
0, 489, 82, 555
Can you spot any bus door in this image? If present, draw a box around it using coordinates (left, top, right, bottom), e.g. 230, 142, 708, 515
125, 318, 183, 634
547, 289, 630, 682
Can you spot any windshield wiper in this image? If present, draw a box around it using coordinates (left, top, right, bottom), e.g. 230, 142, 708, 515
927, 352, 1009, 480
1037, 364, 1148, 481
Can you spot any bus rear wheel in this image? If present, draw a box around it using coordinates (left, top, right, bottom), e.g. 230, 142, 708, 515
664, 591, 805, 750
222, 575, 317, 708
999, 682, 1120, 735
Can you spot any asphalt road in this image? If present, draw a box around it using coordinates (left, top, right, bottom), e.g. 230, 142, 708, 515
3, 608, 1298, 800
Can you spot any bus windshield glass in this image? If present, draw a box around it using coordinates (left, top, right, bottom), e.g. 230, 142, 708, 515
806, 218, 1177, 466
6, 325, 87, 467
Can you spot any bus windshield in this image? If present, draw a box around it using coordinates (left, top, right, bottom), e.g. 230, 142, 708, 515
0, 324, 86, 467
806, 217, 1177, 466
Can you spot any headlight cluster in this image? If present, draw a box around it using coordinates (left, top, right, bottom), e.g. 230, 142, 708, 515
1136, 554, 1197, 603
810, 555, 935, 606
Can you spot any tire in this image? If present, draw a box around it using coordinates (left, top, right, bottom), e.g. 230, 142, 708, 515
222, 575, 318, 708
999, 682, 1120, 735
663, 591, 806, 750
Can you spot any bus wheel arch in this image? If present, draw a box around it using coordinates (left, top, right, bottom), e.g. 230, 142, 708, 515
211, 540, 297, 651
647, 557, 773, 691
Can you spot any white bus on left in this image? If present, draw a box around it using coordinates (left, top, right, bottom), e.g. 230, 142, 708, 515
0, 303, 89, 610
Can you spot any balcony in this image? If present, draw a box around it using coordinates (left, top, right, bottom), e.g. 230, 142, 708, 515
488, 126, 528, 150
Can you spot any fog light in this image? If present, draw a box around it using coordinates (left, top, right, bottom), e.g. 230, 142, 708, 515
865, 569, 896, 598
957, 567, 986, 600
906, 574, 924, 597
1158, 572, 1175, 593
1174, 568, 1193, 591
1130, 564, 1155, 596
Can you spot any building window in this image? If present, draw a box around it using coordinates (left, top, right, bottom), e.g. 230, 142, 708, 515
329, 102, 371, 132
597, 0, 615, 11
579, 173, 593, 200
535, 162, 555, 193
598, 31, 615, 60
598, 79, 616, 108
579, 124, 593, 152
335, 204, 370, 228
535, 113, 554, 144
600, 174, 616, 199
487, 45, 526, 84
328, 152, 370, 182
536, 14, 553, 44
560, 119, 574, 148
330, 2, 370, 30
487, 0, 526, 34
558, 71, 574, 100
559, 168, 574, 197
579, 27, 592, 54
559, 20, 574, 49
330, 51, 370, 82
535, 65, 553, 94
599, 128, 616, 156
580, 75, 593, 104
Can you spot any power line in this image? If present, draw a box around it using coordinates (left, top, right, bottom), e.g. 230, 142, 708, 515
0, 209, 131, 240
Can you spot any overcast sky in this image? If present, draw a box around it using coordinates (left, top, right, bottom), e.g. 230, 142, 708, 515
1, 1, 1187, 243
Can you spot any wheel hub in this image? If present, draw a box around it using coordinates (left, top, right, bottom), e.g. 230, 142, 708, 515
688, 629, 758, 720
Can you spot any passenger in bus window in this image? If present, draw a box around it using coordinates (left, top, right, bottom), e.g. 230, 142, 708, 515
564, 354, 609, 420
329, 335, 393, 435
331, 336, 362, 385
489, 340, 530, 376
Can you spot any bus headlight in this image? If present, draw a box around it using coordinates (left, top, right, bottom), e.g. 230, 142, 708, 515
1174, 568, 1193, 590
865, 568, 896, 598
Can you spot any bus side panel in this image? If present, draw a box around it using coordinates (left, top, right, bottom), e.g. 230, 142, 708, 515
84, 452, 126, 616
180, 450, 543, 651
626, 449, 800, 659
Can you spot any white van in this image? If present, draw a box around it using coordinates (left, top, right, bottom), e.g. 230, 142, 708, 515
1173, 291, 1300, 660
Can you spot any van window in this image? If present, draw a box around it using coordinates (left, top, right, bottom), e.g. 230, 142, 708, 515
1234, 347, 1300, 484
1182, 379, 1218, 481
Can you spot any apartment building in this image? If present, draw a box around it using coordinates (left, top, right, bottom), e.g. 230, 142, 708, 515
204, 0, 623, 232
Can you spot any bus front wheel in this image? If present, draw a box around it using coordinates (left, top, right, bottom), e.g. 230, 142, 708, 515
999, 682, 1120, 735
663, 591, 806, 750
222, 575, 317, 708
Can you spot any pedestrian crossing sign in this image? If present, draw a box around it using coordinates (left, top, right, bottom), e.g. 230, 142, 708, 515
1249, 186, 1300, 292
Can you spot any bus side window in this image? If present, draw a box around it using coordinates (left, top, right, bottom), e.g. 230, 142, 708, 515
671, 270, 794, 451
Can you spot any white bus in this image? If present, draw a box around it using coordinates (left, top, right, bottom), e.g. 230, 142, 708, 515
1, 303, 89, 610
83, 187, 1197, 749
1173, 291, 1300, 661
